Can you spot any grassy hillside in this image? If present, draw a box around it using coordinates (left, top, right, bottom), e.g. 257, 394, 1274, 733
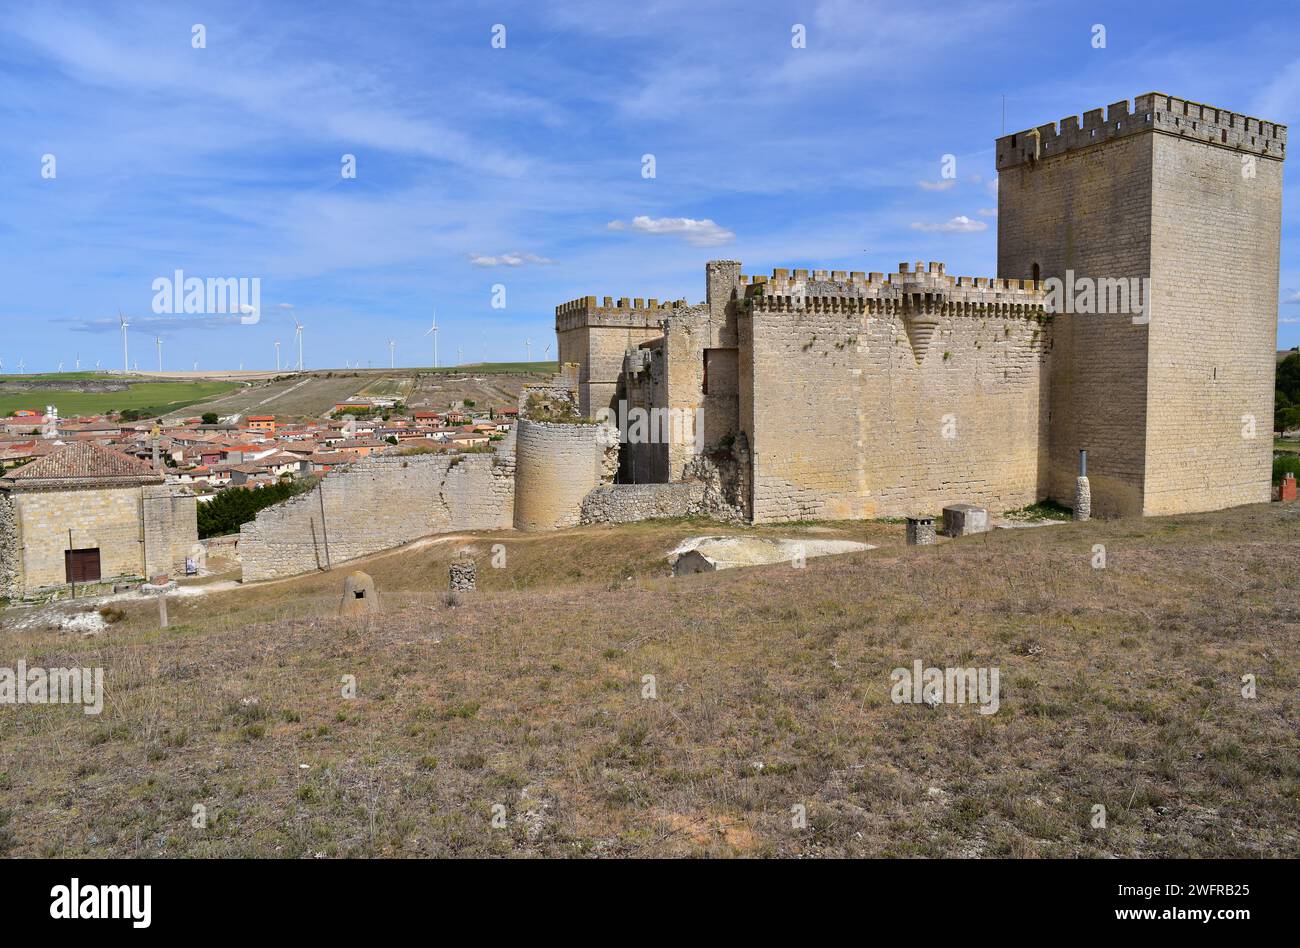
0, 504, 1295, 858
0, 380, 238, 418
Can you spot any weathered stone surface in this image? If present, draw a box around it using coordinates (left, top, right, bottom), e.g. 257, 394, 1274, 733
339, 571, 379, 617
240, 445, 515, 581
0, 482, 196, 598
943, 504, 989, 537
1073, 476, 1092, 521
449, 556, 476, 591
514, 417, 617, 531
906, 516, 936, 546
580, 483, 704, 525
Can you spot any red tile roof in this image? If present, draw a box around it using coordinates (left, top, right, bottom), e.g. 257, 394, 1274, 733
1, 441, 161, 484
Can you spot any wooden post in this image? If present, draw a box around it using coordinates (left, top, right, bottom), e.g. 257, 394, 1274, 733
317, 483, 332, 570
158, 593, 169, 629
68, 529, 75, 599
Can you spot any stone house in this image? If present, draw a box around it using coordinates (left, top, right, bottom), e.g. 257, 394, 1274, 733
0, 441, 198, 599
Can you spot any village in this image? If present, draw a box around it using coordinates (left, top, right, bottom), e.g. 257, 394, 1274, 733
0, 396, 519, 491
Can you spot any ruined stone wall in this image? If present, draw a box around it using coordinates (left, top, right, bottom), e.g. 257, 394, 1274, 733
580, 482, 704, 524
513, 418, 617, 530
0, 492, 19, 598
239, 447, 515, 581
740, 266, 1049, 522
1143, 129, 1283, 513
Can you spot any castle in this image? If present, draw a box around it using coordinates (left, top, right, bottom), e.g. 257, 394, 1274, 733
554, 92, 1287, 522
235, 91, 1286, 581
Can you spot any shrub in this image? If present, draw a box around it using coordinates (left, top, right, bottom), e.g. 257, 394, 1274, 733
1274, 454, 1300, 484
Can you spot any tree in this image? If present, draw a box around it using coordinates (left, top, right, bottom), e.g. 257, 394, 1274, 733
1276, 353, 1300, 433
197, 478, 316, 538
202, 412, 219, 425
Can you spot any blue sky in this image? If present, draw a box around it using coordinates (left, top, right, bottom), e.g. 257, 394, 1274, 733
1, 0, 1298, 372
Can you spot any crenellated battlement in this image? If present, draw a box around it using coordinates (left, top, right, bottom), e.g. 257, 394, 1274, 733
742, 260, 1045, 316
996, 92, 1287, 171
555, 295, 689, 332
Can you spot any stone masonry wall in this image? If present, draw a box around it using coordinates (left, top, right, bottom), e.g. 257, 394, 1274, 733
1143, 131, 1282, 513
580, 482, 704, 524
998, 92, 1286, 516
0, 492, 19, 598
239, 448, 515, 581
10, 485, 150, 592
740, 266, 1049, 522
142, 485, 199, 579
513, 418, 617, 530
998, 126, 1154, 517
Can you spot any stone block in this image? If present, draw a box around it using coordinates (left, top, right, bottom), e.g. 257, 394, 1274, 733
339, 571, 379, 617
942, 504, 989, 537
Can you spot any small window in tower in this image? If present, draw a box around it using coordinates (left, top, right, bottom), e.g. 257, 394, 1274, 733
1222, 129, 1228, 143
702, 351, 709, 395
1032, 263, 1041, 284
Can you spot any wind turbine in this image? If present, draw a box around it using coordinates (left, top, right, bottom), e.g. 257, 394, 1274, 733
0, 358, 5, 373
274, 340, 281, 372
94, 359, 101, 372
544, 343, 551, 360
425, 311, 438, 369
293, 318, 304, 371
118, 311, 130, 375
57, 361, 64, 373
17, 358, 26, 373
388, 339, 396, 369
156, 336, 163, 373
525, 338, 532, 362
457, 346, 463, 365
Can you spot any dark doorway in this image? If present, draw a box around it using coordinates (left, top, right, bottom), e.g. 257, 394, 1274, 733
65, 548, 102, 583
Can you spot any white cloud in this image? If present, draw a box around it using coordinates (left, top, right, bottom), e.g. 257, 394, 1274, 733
468, 252, 555, 267
909, 215, 988, 234
1283, 290, 1300, 304
917, 179, 957, 191
606, 215, 735, 247
977, 207, 997, 217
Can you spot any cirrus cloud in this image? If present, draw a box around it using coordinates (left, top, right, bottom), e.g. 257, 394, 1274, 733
468, 252, 555, 267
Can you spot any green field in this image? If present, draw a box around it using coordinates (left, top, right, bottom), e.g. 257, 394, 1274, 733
0, 380, 239, 419
423, 361, 558, 375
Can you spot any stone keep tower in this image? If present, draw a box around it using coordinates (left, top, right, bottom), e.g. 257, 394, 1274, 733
998, 93, 1286, 517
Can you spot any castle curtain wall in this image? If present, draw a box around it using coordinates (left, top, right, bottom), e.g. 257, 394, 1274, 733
740, 280, 1048, 523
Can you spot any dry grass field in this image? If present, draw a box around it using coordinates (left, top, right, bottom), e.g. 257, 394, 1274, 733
0, 503, 1296, 858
